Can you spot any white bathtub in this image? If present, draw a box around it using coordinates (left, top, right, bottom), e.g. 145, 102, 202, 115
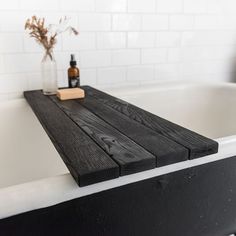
107, 81, 236, 140
1, 81, 236, 219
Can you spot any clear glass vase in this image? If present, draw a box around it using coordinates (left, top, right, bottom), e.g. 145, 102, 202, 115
41, 50, 58, 95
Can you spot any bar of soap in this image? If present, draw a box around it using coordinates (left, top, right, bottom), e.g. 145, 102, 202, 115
57, 88, 85, 100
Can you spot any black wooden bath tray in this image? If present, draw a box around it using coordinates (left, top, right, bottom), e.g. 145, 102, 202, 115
24, 86, 218, 187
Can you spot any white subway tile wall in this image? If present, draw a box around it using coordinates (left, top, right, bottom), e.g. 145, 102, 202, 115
1, 0, 236, 99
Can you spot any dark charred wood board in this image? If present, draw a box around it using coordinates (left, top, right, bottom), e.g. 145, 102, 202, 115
82, 86, 219, 159
24, 87, 218, 187
49, 96, 156, 176
24, 91, 119, 187
76, 94, 189, 167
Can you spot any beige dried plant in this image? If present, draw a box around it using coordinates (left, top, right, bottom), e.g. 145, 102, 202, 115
25, 16, 78, 60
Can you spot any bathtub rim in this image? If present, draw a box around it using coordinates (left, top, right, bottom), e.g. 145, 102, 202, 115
0, 135, 236, 220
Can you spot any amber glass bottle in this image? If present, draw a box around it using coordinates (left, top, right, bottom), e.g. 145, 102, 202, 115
68, 54, 80, 88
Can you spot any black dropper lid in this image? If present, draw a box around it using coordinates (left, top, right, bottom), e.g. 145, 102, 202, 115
70, 54, 77, 67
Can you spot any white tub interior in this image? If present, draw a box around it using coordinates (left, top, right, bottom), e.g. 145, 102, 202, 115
0, 99, 68, 189
107, 82, 236, 140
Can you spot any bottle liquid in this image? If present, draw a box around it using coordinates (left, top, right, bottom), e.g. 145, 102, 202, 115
68, 54, 80, 88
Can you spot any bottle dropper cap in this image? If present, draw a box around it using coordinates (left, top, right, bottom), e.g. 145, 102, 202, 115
70, 54, 77, 66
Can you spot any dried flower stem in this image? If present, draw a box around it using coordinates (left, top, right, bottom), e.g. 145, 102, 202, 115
25, 16, 78, 60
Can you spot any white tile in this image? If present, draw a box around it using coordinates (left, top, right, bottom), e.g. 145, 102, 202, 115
27, 72, 42, 90
97, 67, 126, 85
127, 65, 155, 82
60, 0, 95, 11
0, 55, 5, 74
182, 32, 205, 46
96, 80, 137, 89
183, 0, 207, 13
168, 48, 182, 63
156, 32, 181, 47
4, 54, 42, 73
112, 14, 141, 31
195, 16, 220, 30
170, 15, 194, 30
221, 0, 236, 14
80, 69, 97, 85
157, 0, 183, 13
128, 0, 156, 12
181, 46, 235, 62
219, 16, 236, 30
214, 46, 236, 60
0, 74, 28, 94
208, 60, 232, 75
40, 14, 78, 28
211, 46, 234, 60
212, 31, 235, 45
182, 31, 236, 46
142, 15, 168, 31
80, 51, 111, 68
62, 33, 96, 51
97, 32, 126, 49
182, 47, 207, 62
20, 0, 59, 11
0, 12, 26, 32
112, 49, 140, 66
95, 0, 127, 12
0, 33, 23, 53
79, 13, 111, 31
57, 70, 68, 88
181, 61, 231, 76
128, 32, 155, 48
55, 52, 72, 70
0, 0, 235, 96
0, 0, 20, 9
155, 63, 181, 80
207, 0, 223, 13
141, 48, 167, 64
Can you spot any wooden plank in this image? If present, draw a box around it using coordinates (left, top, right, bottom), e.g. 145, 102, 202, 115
24, 90, 119, 187
77, 95, 189, 167
82, 86, 219, 159
50, 96, 156, 175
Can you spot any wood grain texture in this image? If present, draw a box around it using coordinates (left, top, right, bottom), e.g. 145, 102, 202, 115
24, 90, 119, 187
77, 96, 189, 167
50, 96, 156, 175
83, 86, 219, 159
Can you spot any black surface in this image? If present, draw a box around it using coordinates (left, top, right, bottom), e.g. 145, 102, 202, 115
24, 87, 218, 187
24, 91, 119, 186
50, 96, 156, 175
83, 86, 219, 159
1, 156, 236, 236
78, 94, 189, 167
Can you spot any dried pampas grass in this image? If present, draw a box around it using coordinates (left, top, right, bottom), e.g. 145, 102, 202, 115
25, 16, 78, 59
